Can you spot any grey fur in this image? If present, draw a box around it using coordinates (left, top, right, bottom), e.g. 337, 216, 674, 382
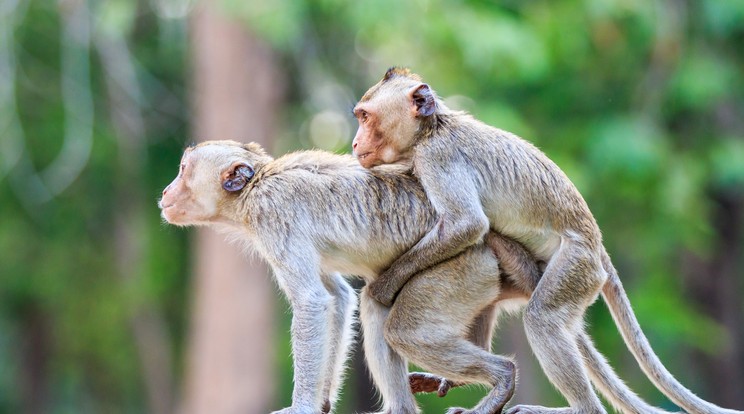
353, 70, 742, 414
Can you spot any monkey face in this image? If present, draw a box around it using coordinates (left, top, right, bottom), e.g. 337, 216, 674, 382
158, 141, 266, 226
352, 69, 437, 169
159, 147, 218, 226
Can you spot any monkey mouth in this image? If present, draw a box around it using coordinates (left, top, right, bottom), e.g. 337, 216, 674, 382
355, 151, 372, 160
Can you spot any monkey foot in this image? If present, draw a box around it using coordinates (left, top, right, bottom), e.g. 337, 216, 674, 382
505, 406, 589, 414
409, 371, 458, 397
359, 409, 418, 414
270, 406, 319, 414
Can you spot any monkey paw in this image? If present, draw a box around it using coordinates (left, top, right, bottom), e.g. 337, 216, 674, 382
409, 372, 454, 397
270, 405, 320, 414
505, 405, 575, 414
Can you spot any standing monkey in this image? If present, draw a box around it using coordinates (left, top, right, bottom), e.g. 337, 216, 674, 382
352, 68, 742, 414
159, 141, 544, 414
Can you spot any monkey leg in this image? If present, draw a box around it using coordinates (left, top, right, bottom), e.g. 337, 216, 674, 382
359, 287, 420, 414
271, 264, 337, 414
320, 273, 358, 413
507, 237, 608, 414
385, 244, 515, 414
410, 300, 512, 397
409, 303, 498, 397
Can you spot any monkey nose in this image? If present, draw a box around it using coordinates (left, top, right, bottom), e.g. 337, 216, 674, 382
352, 141, 358, 151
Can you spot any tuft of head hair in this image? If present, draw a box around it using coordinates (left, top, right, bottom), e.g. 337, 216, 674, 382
194, 140, 269, 157
241, 142, 269, 157
382, 67, 422, 82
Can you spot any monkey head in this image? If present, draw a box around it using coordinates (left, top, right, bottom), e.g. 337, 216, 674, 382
352, 67, 439, 168
159, 140, 271, 226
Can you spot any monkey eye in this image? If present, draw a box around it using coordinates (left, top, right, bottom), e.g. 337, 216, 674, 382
359, 110, 369, 123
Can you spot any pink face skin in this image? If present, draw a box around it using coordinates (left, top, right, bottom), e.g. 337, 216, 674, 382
158, 147, 221, 226
159, 141, 266, 227
159, 150, 197, 225
351, 78, 434, 169
352, 104, 389, 168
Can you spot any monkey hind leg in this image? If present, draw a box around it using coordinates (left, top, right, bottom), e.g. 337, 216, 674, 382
513, 238, 608, 414
321, 274, 358, 412
408, 302, 504, 398
386, 245, 515, 414
390, 328, 516, 414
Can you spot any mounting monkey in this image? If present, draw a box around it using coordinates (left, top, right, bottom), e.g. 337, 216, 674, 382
352, 67, 742, 414
159, 141, 667, 414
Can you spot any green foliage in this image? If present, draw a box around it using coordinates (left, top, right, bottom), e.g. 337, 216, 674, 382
1, 0, 742, 412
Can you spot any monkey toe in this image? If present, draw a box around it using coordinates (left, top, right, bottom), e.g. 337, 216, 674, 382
409, 372, 442, 393
409, 372, 454, 396
446, 407, 508, 414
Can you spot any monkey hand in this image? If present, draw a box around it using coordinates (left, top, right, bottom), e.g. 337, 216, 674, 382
409, 372, 456, 397
367, 276, 398, 307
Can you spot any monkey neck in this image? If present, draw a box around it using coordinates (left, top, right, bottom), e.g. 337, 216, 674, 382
414, 110, 460, 143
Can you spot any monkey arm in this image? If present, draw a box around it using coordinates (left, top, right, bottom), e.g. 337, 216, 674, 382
368, 176, 489, 306
269, 261, 338, 414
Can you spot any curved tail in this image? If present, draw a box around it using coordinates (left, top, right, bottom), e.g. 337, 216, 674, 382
601, 254, 743, 414
578, 331, 679, 414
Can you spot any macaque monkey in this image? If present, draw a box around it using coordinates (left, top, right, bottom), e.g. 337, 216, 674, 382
159, 141, 673, 414
160, 140, 539, 414
352, 67, 742, 414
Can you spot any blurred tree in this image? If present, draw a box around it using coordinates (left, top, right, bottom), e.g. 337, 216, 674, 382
0, 0, 742, 413
180, 3, 281, 414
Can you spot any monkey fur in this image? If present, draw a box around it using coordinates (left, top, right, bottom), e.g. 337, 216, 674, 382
161, 141, 548, 414
352, 67, 742, 414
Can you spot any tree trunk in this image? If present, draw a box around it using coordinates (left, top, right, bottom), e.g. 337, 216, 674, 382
685, 190, 744, 409
181, 4, 282, 414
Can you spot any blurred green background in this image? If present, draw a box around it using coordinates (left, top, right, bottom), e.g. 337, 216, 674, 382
1, 0, 743, 413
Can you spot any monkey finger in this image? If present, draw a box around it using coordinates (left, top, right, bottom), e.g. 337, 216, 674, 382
437, 378, 454, 397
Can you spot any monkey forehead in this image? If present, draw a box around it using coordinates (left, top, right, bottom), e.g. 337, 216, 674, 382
188, 142, 246, 169
194, 140, 246, 152
195, 140, 268, 158
359, 76, 421, 103
358, 76, 419, 109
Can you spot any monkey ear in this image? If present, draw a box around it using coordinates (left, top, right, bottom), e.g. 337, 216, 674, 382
221, 162, 255, 192
410, 83, 436, 117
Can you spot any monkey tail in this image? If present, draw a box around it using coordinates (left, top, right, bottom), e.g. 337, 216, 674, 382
601, 254, 744, 414
578, 331, 680, 414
